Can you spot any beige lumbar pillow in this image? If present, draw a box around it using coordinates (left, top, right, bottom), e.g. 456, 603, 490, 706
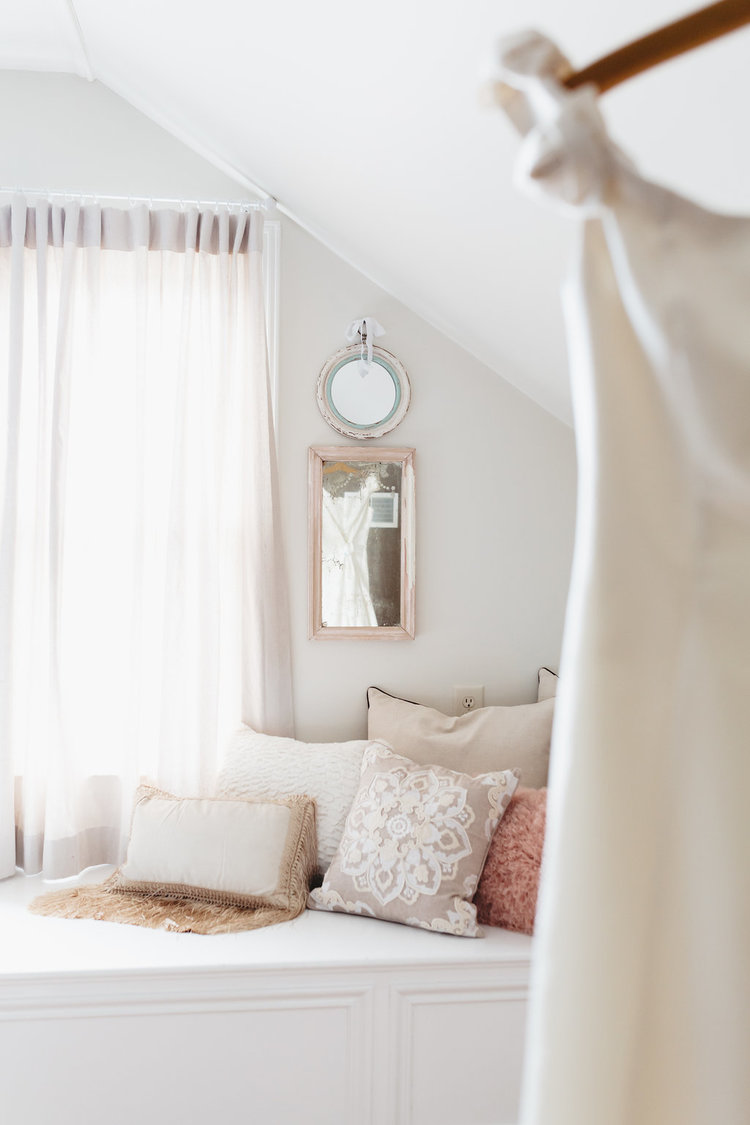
309, 743, 519, 937
30, 786, 317, 934
111, 786, 315, 909
367, 687, 553, 788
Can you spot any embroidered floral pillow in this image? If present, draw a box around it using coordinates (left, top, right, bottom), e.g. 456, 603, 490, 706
308, 744, 519, 937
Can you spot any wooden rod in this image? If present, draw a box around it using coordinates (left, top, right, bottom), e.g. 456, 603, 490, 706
563, 0, 750, 94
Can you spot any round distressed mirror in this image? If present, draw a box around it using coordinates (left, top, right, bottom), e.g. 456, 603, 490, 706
316, 344, 411, 440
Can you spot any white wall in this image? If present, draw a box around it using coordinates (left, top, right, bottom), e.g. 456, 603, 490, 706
0, 72, 245, 201
0, 71, 578, 741
279, 219, 576, 738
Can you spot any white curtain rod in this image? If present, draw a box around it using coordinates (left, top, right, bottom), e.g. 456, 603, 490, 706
0, 187, 278, 214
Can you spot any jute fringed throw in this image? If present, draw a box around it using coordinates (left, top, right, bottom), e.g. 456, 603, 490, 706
30, 789, 318, 934
29, 876, 308, 934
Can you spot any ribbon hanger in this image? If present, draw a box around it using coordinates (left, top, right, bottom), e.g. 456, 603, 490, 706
345, 317, 386, 375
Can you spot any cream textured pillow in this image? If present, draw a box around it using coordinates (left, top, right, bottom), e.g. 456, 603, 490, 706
309, 744, 519, 937
111, 786, 316, 915
216, 727, 386, 876
367, 687, 552, 788
537, 667, 558, 702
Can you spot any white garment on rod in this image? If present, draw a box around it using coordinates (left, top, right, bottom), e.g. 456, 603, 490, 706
0, 197, 293, 880
496, 33, 750, 1125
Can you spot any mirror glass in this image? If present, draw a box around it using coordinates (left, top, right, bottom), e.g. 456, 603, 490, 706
329, 358, 397, 426
309, 447, 415, 640
316, 345, 411, 440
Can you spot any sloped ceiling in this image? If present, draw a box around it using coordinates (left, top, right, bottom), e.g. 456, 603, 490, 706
3, 1, 749, 421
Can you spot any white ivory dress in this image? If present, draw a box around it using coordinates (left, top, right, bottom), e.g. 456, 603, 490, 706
496, 32, 750, 1125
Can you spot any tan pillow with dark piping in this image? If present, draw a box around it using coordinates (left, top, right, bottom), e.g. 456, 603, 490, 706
367, 687, 552, 788
537, 667, 558, 702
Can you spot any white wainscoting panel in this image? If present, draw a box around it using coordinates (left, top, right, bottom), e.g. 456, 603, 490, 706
392, 982, 528, 1125
0, 972, 375, 1125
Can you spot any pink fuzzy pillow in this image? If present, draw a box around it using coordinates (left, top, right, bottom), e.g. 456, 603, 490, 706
475, 786, 547, 935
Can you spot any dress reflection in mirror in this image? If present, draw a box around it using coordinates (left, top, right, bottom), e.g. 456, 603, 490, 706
322, 463, 402, 628
322, 472, 379, 627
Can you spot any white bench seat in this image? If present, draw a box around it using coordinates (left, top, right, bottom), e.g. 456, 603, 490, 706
0, 869, 533, 1125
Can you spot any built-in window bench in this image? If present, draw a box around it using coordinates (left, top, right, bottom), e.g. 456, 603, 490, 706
0, 869, 532, 1125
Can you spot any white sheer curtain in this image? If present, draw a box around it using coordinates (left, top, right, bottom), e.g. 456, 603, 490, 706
0, 196, 292, 880
497, 33, 750, 1125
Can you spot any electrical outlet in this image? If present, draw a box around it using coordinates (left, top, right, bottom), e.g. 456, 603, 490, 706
452, 685, 484, 714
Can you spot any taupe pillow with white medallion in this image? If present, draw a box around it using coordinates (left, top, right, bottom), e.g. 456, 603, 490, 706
367, 686, 552, 788
309, 743, 520, 937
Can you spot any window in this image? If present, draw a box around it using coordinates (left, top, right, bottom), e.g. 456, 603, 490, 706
0, 199, 291, 878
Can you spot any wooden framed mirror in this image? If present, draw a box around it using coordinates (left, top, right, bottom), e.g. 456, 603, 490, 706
308, 446, 415, 640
